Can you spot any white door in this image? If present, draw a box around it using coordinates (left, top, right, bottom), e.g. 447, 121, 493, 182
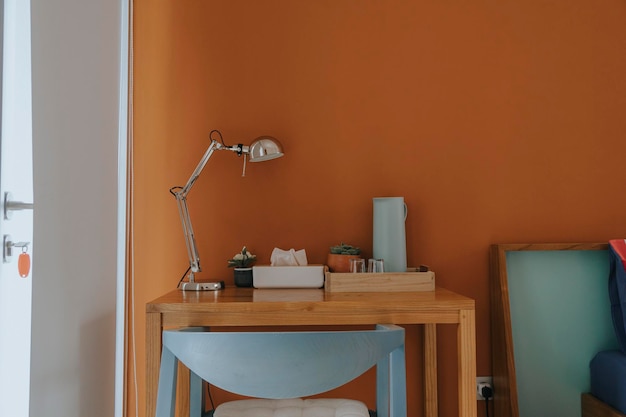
28, 1, 127, 416
0, 1, 128, 416
0, 1, 34, 416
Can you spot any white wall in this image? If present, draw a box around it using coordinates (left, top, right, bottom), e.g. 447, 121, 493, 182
30, 1, 123, 416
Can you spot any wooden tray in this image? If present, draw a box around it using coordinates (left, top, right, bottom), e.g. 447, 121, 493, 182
324, 270, 435, 292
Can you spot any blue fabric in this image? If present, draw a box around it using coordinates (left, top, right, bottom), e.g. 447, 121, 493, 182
609, 241, 626, 354
590, 350, 626, 414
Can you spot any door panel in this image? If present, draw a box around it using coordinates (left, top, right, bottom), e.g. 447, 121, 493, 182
29, 1, 124, 416
0, 1, 34, 416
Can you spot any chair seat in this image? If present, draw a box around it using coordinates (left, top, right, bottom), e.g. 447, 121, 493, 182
215, 398, 369, 417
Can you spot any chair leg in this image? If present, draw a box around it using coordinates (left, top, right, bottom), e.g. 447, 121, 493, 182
389, 345, 407, 417
156, 346, 178, 417
377, 354, 390, 417
377, 346, 407, 417
190, 371, 203, 417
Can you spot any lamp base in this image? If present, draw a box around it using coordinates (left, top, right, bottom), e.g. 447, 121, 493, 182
177, 281, 224, 291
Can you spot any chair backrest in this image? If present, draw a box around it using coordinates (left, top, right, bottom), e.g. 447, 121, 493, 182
162, 324, 405, 399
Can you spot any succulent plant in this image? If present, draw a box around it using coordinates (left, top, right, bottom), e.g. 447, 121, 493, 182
329, 242, 361, 255
227, 246, 257, 268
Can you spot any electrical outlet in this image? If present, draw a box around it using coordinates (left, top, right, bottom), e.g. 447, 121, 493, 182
476, 376, 493, 400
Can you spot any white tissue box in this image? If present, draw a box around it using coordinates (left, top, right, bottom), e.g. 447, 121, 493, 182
252, 265, 326, 289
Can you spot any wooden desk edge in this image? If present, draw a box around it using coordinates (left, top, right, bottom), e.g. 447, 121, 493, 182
146, 286, 475, 313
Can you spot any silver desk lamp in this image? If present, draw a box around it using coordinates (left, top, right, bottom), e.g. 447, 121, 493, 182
170, 130, 284, 291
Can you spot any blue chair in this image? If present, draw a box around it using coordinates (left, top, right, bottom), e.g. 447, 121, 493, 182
155, 324, 406, 417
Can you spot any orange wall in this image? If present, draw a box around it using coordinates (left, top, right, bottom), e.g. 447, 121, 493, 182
131, 1, 626, 416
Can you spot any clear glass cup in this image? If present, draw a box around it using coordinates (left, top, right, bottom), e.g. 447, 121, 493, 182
367, 258, 385, 273
349, 258, 366, 273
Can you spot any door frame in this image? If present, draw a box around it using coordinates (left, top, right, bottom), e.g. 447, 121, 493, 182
115, 0, 130, 415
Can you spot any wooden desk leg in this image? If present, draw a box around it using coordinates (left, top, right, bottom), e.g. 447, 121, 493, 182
424, 324, 438, 417
177, 365, 191, 416
458, 309, 477, 417
146, 312, 162, 417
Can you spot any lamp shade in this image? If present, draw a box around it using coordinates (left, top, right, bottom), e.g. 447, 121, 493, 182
248, 136, 284, 162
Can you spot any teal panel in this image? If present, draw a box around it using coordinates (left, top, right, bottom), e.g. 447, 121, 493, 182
506, 250, 618, 417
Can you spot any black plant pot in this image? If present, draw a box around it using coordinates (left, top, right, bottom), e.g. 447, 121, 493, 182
233, 267, 253, 287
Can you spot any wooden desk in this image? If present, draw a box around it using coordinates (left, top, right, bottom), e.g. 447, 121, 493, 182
146, 287, 476, 417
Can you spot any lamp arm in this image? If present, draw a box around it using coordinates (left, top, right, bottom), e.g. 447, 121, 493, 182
172, 140, 219, 281
180, 140, 218, 197
172, 139, 247, 283
174, 193, 200, 275
179, 141, 247, 198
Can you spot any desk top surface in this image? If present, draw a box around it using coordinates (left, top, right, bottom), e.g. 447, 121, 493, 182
147, 286, 474, 313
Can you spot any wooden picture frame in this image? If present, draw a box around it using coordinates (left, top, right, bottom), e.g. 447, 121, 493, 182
490, 242, 615, 417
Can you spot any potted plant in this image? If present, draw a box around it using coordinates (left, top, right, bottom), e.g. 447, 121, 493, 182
228, 246, 257, 287
326, 242, 361, 272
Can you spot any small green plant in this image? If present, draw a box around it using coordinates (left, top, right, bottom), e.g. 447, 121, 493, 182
227, 246, 257, 268
329, 242, 361, 255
